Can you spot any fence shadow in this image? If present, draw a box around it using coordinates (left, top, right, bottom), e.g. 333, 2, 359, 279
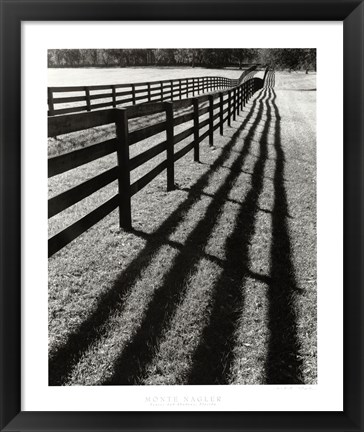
264, 88, 303, 384
48, 86, 266, 386
185, 71, 303, 385
102, 87, 270, 385
186, 85, 272, 385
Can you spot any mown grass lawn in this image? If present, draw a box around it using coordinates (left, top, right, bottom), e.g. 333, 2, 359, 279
48, 70, 317, 386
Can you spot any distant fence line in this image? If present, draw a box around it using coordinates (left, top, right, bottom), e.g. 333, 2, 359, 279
48, 68, 268, 257
47, 65, 258, 116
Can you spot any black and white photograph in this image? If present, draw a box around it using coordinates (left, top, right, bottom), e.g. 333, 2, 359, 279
47, 48, 317, 386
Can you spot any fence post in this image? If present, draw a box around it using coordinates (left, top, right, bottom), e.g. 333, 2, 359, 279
235, 88, 239, 116
193, 78, 195, 96
219, 92, 224, 135
148, 83, 151, 102
240, 85, 243, 110
228, 90, 232, 127
233, 88, 236, 121
170, 80, 174, 101
131, 84, 136, 105
161, 81, 164, 101
48, 88, 55, 116
179, 79, 182, 99
85, 88, 91, 111
209, 94, 214, 147
165, 102, 175, 191
236, 87, 239, 116
238, 86, 242, 111
115, 108, 132, 230
236, 87, 239, 113
112, 86, 117, 108
193, 98, 200, 162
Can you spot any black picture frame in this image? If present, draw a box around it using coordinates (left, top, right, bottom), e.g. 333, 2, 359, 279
1, 1, 363, 431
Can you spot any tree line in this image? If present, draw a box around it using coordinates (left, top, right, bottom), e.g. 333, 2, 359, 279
48, 48, 316, 72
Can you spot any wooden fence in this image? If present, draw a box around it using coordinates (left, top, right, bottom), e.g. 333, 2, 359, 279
47, 65, 258, 116
48, 74, 265, 257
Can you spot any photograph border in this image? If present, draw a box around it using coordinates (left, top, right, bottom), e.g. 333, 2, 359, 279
1, 0, 363, 431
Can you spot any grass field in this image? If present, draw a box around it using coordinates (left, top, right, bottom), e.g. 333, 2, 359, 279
48, 70, 317, 386
48, 66, 246, 87
48, 66, 259, 129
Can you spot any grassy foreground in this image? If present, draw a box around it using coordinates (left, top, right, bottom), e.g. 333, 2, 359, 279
48, 71, 317, 386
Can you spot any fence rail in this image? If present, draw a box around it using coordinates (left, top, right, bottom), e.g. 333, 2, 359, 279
48, 70, 267, 257
48, 65, 258, 116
